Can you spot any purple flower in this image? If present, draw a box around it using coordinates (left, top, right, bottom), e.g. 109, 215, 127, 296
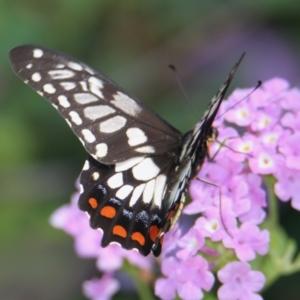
194, 214, 224, 242
279, 132, 300, 170
217, 261, 265, 300
260, 125, 286, 148
279, 87, 300, 111
281, 111, 300, 131
155, 256, 214, 300
155, 277, 177, 300
82, 274, 120, 300
161, 223, 182, 256
176, 227, 205, 260
262, 77, 289, 95
185, 179, 215, 215
274, 164, 300, 210
224, 90, 254, 126
222, 222, 269, 261
225, 134, 256, 162
50, 190, 102, 258
248, 146, 284, 175
238, 173, 266, 224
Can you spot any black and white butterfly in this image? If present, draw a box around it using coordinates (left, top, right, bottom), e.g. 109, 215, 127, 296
9, 45, 243, 256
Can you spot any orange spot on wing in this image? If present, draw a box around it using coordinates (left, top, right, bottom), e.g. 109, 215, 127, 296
113, 225, 127, 238
166, 210, 175, 221
166, 204, 179, 221
88, 197, 98, 209
149, 225, 160, 242
131, 232, 145, 246
100, 206, 116, 219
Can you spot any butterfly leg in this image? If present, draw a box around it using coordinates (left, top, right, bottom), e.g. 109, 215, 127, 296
209, 136, 253, 162
195, 177, 233, 237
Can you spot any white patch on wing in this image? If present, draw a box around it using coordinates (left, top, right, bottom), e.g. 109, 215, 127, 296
143, 179, 155, 204
115, 157, 144, 172
79, 81, 88, 91
206, 94, 222, 120
55, 64, 65, 69
26, 63, 33, 69
60, 82, 76, 90
48, 69, 75, 79
100, 116, 126, 133
82, 160, 90, 170
82, 129, 96, 143
89, 76, 104, 99
111, 92, 141, 116
83, 105, 115, 121
68, 61, 83, 71
31, 72, 41, 82
33, 48, 43, 58
108, 241, 122, 248
92, 172, 99, 180
79, 184, 84, 194
107, 173, 123, 188
135, 146, 155, 153
116, 185, 133, 200
57, 95, 70, 108
132, 158, 160, 181
126, 127, 147, 146
129, 184, 145, 206
95, 143, 108, 158
69, 111, 82, 125
74, 93, 98, 104
43, 83, 56, 94
154, 174, 167, 208
84, 66, 95, 75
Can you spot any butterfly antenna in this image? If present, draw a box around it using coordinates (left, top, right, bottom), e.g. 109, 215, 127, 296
216, 80, 262, 120
169, 64, 201, 119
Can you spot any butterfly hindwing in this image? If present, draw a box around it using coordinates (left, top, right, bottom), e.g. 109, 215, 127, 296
79, 155, 175, 256
9, 45, 243, 256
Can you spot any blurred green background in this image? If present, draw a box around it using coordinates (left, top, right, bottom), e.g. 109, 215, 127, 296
1, 1, 300, 299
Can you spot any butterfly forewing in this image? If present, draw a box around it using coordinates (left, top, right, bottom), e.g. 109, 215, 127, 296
9, 45, 181, 164
9, 45, 242, 256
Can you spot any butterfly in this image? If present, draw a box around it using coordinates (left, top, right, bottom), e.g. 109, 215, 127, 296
9, 45, 243, 256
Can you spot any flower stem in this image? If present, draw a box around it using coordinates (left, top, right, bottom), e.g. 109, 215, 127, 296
264, 175, 278, 226
122, 261, 155, 300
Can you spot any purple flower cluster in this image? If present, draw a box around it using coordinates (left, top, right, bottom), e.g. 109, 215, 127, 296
155, 77, 300, 299
50, 77, 300, 299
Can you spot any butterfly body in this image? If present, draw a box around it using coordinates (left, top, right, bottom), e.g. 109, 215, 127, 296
9, 45, 242, 256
